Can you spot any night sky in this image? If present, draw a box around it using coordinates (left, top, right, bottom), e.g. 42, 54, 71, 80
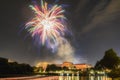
0, 0, 120, 66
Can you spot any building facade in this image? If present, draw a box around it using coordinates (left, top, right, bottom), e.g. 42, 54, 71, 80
36, 62, 93, 72
62, 62, 74, 69
61, 62, 92, 71
75, 64, 92, 71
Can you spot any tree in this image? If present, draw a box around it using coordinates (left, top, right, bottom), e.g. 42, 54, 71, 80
0, 57, 34, 76
46, 64, 62, 72
0, 57, 11, 74
109, 68, 120, 78
95, 49, 120, 70
62, 66, 69, 71
94, 61, 103, 70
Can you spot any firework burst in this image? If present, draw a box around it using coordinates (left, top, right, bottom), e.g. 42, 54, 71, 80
25, 0, 68, 51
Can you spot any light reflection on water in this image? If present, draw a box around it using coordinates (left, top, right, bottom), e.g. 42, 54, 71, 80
59, 76, 112, 80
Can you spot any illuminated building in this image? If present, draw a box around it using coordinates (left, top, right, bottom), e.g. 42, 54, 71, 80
61, 62, 74, 69
74, 63, 92, 71
36, 61, 93, 72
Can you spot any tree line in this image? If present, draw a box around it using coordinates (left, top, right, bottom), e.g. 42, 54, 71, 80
0, 57, 33, 77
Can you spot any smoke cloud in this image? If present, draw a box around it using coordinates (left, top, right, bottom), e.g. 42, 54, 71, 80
57, 38, 74, 62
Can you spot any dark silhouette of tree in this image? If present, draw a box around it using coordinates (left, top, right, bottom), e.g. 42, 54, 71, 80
0, 57, 9, 74
95, 49, 120, 70
62, 66, 69, 71
94, 61, 103, 70
0, 57, 34, 76
109, 68, 120, 78
46, 64, 62, 72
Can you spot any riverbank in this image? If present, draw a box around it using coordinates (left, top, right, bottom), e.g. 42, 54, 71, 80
0, 76, 59, 80
0, 74, 36, 78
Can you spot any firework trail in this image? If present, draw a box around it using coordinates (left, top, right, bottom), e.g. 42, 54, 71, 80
25, 0, 68, 51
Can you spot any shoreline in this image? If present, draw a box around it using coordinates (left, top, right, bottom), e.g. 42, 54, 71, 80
0, 76, 59, 80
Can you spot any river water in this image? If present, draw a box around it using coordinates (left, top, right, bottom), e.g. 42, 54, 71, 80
0, 75, 112, 80
59, 75, 112, 80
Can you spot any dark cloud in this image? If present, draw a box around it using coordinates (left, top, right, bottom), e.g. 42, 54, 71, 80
80, 0, 120, 34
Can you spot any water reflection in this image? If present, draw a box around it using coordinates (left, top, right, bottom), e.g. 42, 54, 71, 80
59, 75, 112, 80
